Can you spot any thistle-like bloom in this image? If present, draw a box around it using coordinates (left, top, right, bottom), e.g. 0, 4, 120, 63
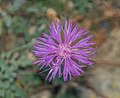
32, 20, 95, 81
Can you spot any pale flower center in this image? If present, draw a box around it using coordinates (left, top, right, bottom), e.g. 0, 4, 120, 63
58, 44, 71, 58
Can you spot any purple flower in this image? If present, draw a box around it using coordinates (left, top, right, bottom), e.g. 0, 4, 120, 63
32, 20, 95, 81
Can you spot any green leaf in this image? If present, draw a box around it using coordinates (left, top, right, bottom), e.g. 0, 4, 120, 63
0, 89, 5, 97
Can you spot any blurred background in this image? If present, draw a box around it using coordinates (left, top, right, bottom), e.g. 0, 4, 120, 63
0, 0, 120, 98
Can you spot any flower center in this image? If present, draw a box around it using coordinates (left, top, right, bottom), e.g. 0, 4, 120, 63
58, 44, 71, 58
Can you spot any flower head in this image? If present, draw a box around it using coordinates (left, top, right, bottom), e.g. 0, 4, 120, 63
32, 20, 95, 81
